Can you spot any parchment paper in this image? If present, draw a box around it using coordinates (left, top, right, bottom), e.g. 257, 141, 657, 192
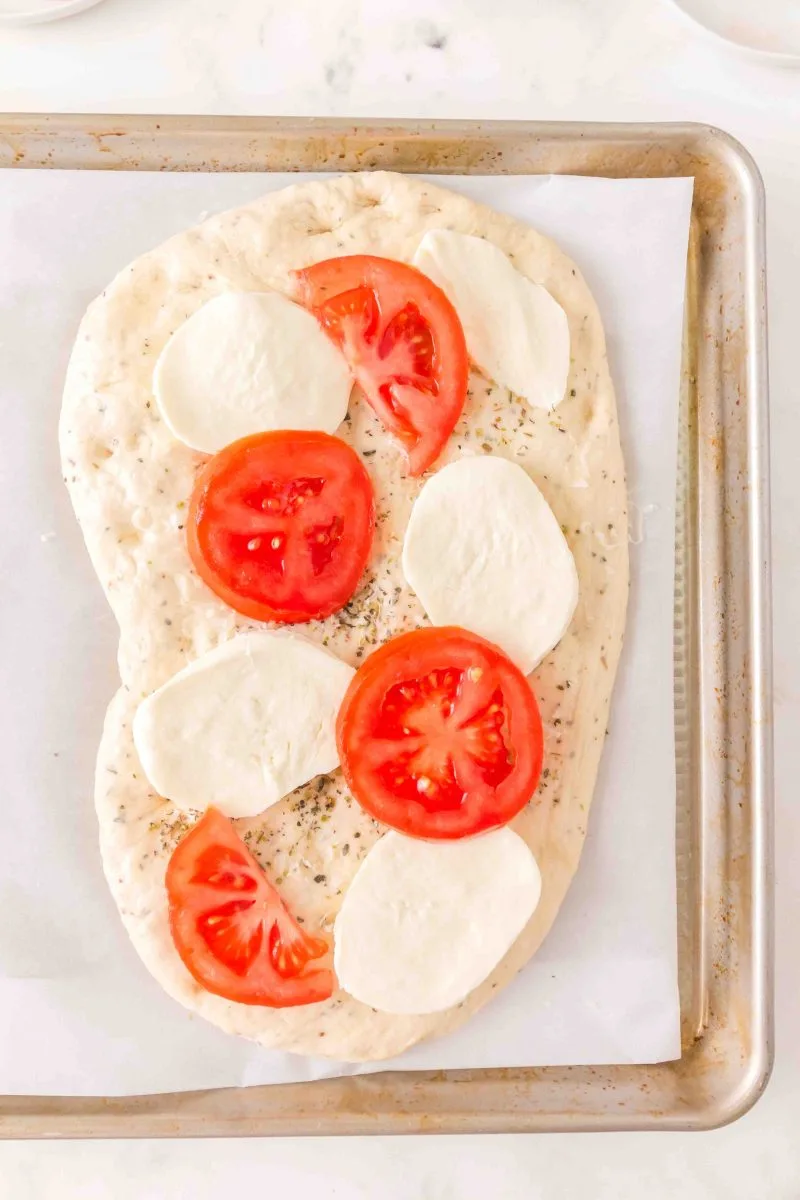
0, 170, 691, 1095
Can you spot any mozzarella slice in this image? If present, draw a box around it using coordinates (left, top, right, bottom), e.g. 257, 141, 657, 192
413, 230, 570, 410
133, 632, 354, 818
334, 829, 541, 1015
153, 291, 353, 453
402, 455, 578, 673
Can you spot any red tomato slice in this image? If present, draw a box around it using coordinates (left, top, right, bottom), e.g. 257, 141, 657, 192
166, 808, 334, 1007
188, 430, 375, 624
294, 256, 469, 475
336, 627, 544, 840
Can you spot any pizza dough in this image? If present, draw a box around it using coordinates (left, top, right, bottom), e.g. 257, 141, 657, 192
59, 172, 629, 1061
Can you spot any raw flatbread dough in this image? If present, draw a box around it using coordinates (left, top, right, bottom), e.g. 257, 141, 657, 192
60, 172, 628, 1061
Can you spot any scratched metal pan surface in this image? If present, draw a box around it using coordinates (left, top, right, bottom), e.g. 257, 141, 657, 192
0, 117, 773, 1135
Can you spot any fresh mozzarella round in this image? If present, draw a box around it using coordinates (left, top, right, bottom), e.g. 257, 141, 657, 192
133, 632, 354, 819
402, 455, 578, 674
153, 291, 353, 453
334, 829, 542, 1015
413, 230, 570, 411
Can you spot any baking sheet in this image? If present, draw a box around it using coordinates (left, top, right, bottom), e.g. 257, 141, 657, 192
0, 169, 691, 1095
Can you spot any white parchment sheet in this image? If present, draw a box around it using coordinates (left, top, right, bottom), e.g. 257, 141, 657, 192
0, 171, 691, 1094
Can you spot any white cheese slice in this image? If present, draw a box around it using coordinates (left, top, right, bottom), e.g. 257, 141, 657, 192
413, 230, 570, 410
334, 829, 541, 1015
133, 632, 354, 819
402, 455, 578, 674
153, 291, 353, 453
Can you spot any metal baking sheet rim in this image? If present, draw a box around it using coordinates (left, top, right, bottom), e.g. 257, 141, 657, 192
0, 117, 773, 1136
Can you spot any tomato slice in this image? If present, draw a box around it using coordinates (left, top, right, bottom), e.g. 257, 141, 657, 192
336, 627, 544, 840
294, 256, 469, 475
166, 808, 334, 1007
187, 430, 375, 624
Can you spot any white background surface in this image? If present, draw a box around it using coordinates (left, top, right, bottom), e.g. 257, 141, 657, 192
0, 0, 796, 1195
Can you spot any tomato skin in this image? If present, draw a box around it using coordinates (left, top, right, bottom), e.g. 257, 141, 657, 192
166, 808, 334, 1008
187, 430, 375, 625
336, 627, 544, 840
294, 256, 469, 475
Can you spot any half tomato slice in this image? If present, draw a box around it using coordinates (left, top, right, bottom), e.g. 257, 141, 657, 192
166, 808, 334, 1007
294, 255, 469, 474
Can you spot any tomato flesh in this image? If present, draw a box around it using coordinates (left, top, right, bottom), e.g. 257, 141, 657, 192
294, 256, 469, 475
336, 628, 544, 840
187, 430, 375, 624
166, 808, 334, 1007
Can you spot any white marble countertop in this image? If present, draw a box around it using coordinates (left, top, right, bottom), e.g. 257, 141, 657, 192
1, 1, 798, 1196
